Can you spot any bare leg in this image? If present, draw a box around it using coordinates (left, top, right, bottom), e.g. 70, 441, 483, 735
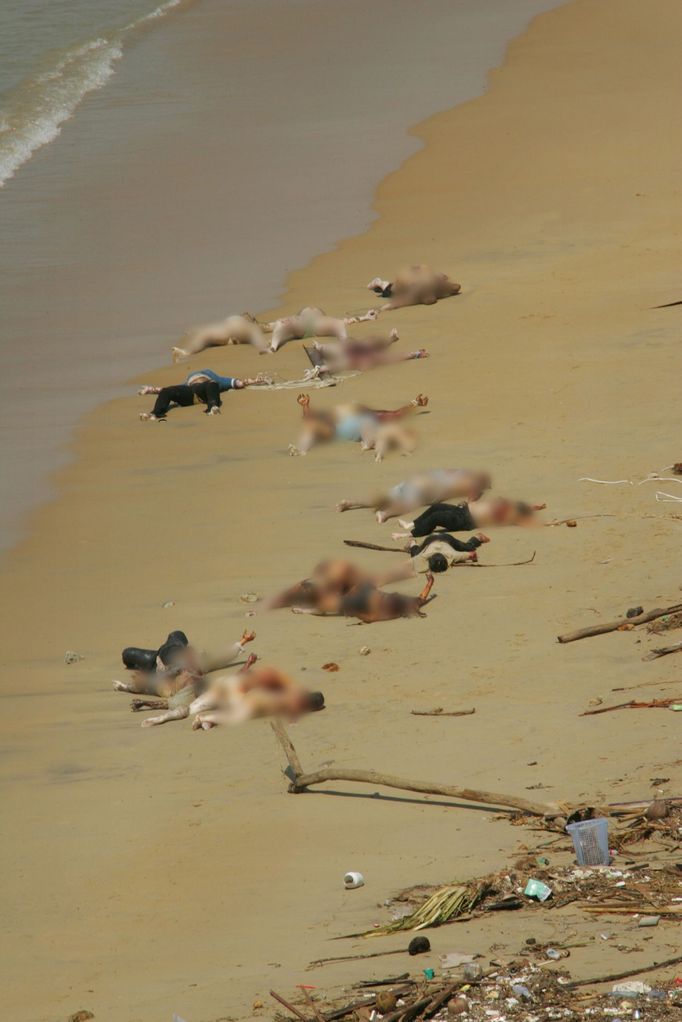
113, 679, 135, 693
192, 710, 235, 730
140, 706, 190, 728
138, 385, 161, 395
336, 498, 376, 512
270, 321, 299, 352
131, 697, 168, 712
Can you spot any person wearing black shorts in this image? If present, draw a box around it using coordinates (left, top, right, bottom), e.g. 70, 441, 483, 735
140, 380, 222, 421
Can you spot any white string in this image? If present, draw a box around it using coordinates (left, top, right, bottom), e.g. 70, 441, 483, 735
655, 491, 682, 503
578, 477, 633, 485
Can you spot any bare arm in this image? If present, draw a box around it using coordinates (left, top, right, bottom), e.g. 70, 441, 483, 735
371, 560, 417, 586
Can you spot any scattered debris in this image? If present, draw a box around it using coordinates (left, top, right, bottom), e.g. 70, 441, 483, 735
648, 612, 682, 634
271, 959, 682, 1022
64, 651, 84, 664
68, 1013, 95, 1022
323, 663, 340, 672
161, 600, 176, 608
240, 592, 259, 603
627, 605, 644, 618
359, 646, 371, 655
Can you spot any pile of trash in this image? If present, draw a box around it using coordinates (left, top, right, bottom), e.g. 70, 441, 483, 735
369, 861, 682, 934
269, 962, 682, 1022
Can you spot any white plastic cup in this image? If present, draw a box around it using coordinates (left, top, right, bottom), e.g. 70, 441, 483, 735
344, 871, 365, 889
566, 818, 610, 865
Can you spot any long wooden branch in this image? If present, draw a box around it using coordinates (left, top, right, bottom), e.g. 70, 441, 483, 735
566, 952, 682, 988
270, 720, 556, 817
557, 602, 682, 643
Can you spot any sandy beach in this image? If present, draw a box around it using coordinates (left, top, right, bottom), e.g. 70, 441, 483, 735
1, 0, 682, 1020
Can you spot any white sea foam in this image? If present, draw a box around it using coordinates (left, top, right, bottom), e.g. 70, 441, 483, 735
0, 0, 184, 187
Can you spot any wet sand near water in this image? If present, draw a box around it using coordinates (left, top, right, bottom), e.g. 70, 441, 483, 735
1, 0, 682, 1019
0, 0, 560, 552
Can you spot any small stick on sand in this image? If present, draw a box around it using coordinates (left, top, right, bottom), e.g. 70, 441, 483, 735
566, 952, 682, 988
411, 708, 476, 717
270, 990, 310, 1022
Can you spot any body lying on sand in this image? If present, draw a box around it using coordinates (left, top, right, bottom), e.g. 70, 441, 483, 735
367, 264, 461, 310
337, 468, 491, 522
262, 306, 379, 352
306, 329, 428, 375
172, 307, 378, 360
288, 392, 428, 460
139, 369, 268, 421
265, 558, 435, 622
355, 531, 490, 572
114, 629, 324, 728
391, 497, 547, 539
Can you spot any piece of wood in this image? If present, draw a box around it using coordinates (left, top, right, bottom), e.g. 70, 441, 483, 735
424, 982, 460, 1019
558, 602, 682, 643
324, 998, 377, 1021
344, 539, 404, 553
566, 952, 682, 988
291, 765, 556, 817
580, 697, 681, 716
271, 722, 555, 815
270, 989, 310, 1022
307, 948, 404, 970
301, 987, 327, 1022
271, 718, 304, 777
411, 708, 475, 717
643, 639, 682, 660
355, 975, 412, 988
378, 991, 438, 1022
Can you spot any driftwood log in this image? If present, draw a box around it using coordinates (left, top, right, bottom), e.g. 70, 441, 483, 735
269, 722, 682, 821
270, 720, 558, 817
557, 602, 682, 644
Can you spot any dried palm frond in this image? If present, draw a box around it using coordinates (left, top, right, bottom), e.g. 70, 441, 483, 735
362, 880, 491, 937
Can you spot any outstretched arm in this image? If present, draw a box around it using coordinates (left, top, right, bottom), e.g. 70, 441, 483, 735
417, 573, 435, 604
200, 630, 256, 673
370, 560, 417, 586
344, 308, 380, 325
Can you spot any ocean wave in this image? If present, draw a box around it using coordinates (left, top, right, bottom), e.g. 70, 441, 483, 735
0, 0, 185, 188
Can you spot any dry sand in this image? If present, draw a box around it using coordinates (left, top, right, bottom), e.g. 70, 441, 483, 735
2, 0, 682, 1019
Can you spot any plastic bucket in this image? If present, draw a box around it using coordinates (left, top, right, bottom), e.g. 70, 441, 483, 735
566, 818, 610, 865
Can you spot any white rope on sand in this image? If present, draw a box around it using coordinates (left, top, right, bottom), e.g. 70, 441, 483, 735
655, 491, 682, 503
254, 368, 360, 391
578, 477, 633, 485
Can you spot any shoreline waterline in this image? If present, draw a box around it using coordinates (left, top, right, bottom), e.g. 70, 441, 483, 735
0, 0, 563, 554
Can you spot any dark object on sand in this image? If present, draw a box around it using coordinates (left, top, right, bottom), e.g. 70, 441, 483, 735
652, 299, 682, 308
486, 895, 523, 911
122, 630, 189, 670
626, 605, 644, 618
408, 936, 431, 955
674, 462, 682, 475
